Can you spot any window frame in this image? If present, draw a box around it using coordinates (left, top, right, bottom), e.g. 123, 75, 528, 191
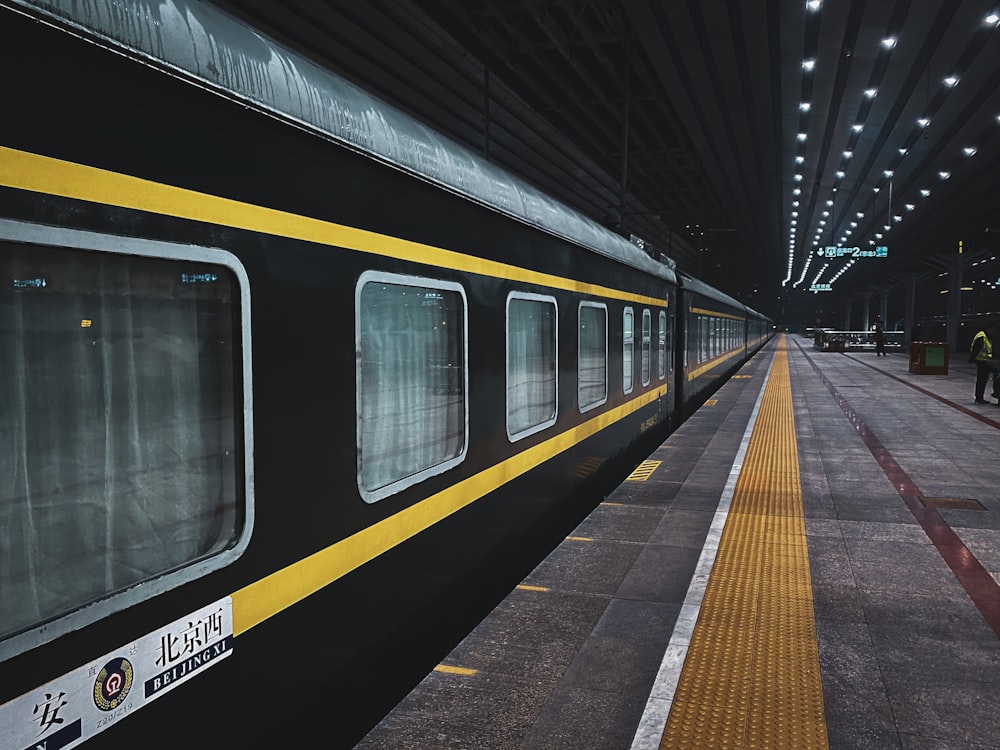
578, 300, 608, 413
658, 309, 668, 380
640, 308, 651, 387
355, 271, 469, 503
622, 306, 634, 395
0, 218, 254, 661
505, 291, 559, 442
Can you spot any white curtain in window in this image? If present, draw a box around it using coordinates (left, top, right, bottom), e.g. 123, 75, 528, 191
506, 297, 556, 437
0, 245, 238, 641
359, 282, 464, 495
579, 304, 607, 409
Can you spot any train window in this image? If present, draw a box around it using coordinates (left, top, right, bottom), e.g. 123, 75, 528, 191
658, 310, 667, 380
357, 272, 468, 503
578, 302, 607, 412
0, 222, 252, 657
623, 307, 634, 394
506, 293, 558, 441
641, 309, 651, 386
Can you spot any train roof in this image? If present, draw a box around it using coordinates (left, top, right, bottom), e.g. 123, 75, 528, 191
12, 0, 676, 286
677, 272, 743, 310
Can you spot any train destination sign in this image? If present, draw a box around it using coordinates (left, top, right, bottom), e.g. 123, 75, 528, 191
810, 283, 832, 292
816, 245, 888, 259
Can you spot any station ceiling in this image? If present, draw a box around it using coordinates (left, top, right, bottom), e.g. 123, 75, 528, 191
212, 1, 1000, 321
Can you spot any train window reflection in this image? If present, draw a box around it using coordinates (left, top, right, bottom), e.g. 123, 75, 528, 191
641, 309, 651, 386
0, 237, 248, 646
357, 273, 468, 502
658, 310, 667, 380
506, 293, 557, 441
578, 302, 608, 412
623, 307, 634, 394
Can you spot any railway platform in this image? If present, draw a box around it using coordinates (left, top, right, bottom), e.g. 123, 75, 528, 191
355, 334, 1000, 750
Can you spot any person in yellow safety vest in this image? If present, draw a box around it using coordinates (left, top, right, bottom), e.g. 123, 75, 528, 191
970, 320, 1000, 404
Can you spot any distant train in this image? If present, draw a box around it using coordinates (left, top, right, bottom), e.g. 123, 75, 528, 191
0, 1, 771, 748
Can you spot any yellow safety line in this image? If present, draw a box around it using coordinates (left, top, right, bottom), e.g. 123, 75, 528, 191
660, 338, 828, 749
0, 146, 666, 308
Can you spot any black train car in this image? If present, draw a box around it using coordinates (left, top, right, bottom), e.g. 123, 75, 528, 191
675, 272, 770, 420
0, 1, 771, 748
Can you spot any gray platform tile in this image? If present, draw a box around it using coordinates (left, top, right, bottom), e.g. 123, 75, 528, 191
883, 675, 1000, 748
803, 500, 842, 519
558, 601, 675, 699
834, 502, 921, 524
808, 548, 857, 582
901, 733, 1000, 750
614, 544, 702, 604
354, 667, 554, 750
825, 725, 904, 750
614, 479, 684, 505
806, 518, 850, 540
518, 685, 645, 750
660, 489, 730, 513
816, 622, 897, 734
666, 471, 730, 495
442, 632, 577, 684
837, 520, 928, 543
569, 503, 663, 544
868, 631, 1000, 686
954, 527, 1000, 573
825, 475, 903, 496
848, 551, 961, 595
646, 508, 715, 548
944, 508, 1000, 532
471, 588, 611, 651
521, 540, 642, 596
811, 581, 868, 624
858, 590, 996, 642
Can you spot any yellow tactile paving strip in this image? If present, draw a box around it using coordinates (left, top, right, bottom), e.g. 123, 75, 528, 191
660, 340, 828, 749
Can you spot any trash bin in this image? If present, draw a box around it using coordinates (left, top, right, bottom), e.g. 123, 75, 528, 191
909, 341, 949, 374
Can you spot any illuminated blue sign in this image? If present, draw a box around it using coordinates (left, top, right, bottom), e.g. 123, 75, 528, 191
810, 283, 832, 292
816, 245, 888, 259
180, 273, 218, 284
11, 277, 47, 289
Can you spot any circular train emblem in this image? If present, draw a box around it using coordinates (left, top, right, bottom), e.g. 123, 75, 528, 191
93, 657, 134, 711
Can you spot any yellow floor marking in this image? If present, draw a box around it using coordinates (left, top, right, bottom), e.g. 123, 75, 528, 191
626, 460, 663, 481
566, 536, 594, 542
704, 398, 719, 406
660, 339, 828, 749
434, 664, 478, 676
516, 584, 549, 592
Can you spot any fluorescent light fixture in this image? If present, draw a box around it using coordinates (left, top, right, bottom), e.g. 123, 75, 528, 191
800, 102, 811, 111
803, 58, 816, 71
944, 76, 959, 87
920, 189, 931, 197
964, 146, 977, 156
852, 123, 864, 132
881, 37, 897, 49
918, 118, 930, 127
843, 150, 853, 158
864, 88, 878, 99
939, 171, 950, 179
